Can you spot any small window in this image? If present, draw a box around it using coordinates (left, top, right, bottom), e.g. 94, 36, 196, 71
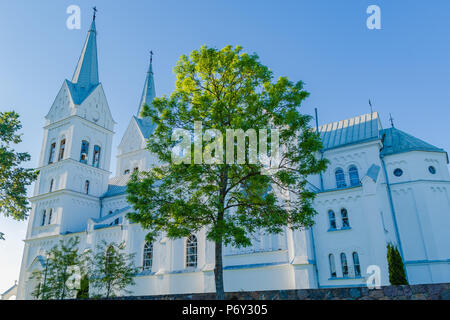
143, 242, 153, 271
393, 168, 403, 177
133, 167, 139, 173
49, 179, 54, 192
428, 166, 436, 174
124, 169, 130, 175
340, 253, 349, 277
41, 210, 47, 226
80, 140, 89, 164
348, 166, 360, 186
341, 208, 350, 228
48, 143, 56, 164
335, 169, 347, 188
48, 209, 53, 225
353, 252, 361, 277
328, 210, 337, 230
329, 254, 337, 278
58, 139, 66, 161
84, 180, 90, 195
92, 145, 101, 168
186, 235, 198, 268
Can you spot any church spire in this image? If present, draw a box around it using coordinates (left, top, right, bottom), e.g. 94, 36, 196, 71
71, 9, 99, 89
137, 51, 156, 118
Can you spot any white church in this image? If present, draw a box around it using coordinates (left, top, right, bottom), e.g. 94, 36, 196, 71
17, 17, 450, 299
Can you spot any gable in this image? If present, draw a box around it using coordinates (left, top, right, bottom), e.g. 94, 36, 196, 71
45, 81, 74, 124
117, 117, 147, 155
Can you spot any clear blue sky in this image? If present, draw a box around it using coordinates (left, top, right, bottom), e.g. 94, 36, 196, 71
1, 0, 450, 293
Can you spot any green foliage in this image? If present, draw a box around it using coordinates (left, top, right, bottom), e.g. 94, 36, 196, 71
87, 241, 138, 299
76, 274, 90, 299
30, 237, 86, 300
387, 243, 408, 285
126, 45, 328, 299
0, 111, 39, 239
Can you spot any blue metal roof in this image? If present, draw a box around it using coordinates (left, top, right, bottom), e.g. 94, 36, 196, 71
67, 19, 99, 105
101, 175, 131, 198
380, 127, 445, 156
134, 116, 157, 138
317, 112, 381, 151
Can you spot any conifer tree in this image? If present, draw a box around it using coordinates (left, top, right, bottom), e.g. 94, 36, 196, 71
387, 243, 408, 285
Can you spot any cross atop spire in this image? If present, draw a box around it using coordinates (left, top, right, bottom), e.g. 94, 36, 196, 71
389, 113, 395, 128
150, 50, 154, 64
93, 6, 97, 21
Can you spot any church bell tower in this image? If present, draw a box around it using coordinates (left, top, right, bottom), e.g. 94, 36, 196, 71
26, 12, 115, 238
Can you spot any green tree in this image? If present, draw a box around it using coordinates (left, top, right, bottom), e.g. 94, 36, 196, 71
0, 111, 39, 239
88, 241, 138, 299
126, 45, 327, 299
387, 243, 408, 285
30, 237, 85, 300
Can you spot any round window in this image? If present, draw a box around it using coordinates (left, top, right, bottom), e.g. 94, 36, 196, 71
428, 166, 436, 174
393, 168, 403, 177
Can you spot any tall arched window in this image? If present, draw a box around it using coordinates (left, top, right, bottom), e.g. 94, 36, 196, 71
341, 208, 350, 228
143, 242, 153, 271
48, 143, 56, 164
348, 165, 360, 186
41, 210, 47, 226
48, 209, 53, 225
80, 140, 89, 164
92, 145, 101, 168
58, 139, 66, 161
329, 254, 337, 278
352, 252, 361, 277
49, 179, 54, 192
186, 235, 198, 268
335, 168, 346, 188
328, 210, 337, 230
340, 253, 349, 277
84, 180, 90, 195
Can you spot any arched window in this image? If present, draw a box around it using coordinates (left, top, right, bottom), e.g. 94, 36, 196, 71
341, 208, 350, 228
48, 143, 56, 164
340, 253, 349, 277
80, 140, 89, 164
348, 165, 360, 186
48, 209, 53, 225
92, 145, 101, 168
352, 252, 361, 277
335, 168, 346, 188
58, 139, 66, 161
329, 254, 337, 278
84, 180, 90, 195
41, 210, 47, 226
49, 179, 54, 192
133, 167, 139, 173
124, 169, 130, 175
328, 210, 337, 230
186, 235, 198, 268
143, 242, 153, 271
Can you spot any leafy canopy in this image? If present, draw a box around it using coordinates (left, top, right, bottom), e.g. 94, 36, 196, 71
0, 111, 39, 239
127, 45, 327, 248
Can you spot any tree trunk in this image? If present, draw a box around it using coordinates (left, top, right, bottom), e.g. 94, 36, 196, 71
214, 239, 225, 300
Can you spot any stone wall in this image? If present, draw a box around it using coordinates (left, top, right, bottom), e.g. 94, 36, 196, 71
122, 283, 450, 300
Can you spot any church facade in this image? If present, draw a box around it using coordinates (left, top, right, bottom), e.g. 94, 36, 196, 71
16, 18, 450, 299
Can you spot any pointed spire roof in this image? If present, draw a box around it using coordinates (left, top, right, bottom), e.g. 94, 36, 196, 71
137, 53, 156, 118
67, 15, 100, 104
